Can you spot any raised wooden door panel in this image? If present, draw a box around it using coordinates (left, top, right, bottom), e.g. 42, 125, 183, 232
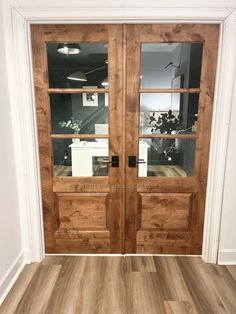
54, 193, 110, 253
125, 24, 219, 254
55, 193, 109, 229
136, 192, 196, 253
31, 24, 124, 253
138, 193, 193, 230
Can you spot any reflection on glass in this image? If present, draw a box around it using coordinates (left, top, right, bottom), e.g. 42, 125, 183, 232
138, 138, 195, 177
50, 93, 108, 135
47, 43, 108, 88
140, 43, 203, 88
140, 93, 199, 135
53, 138, 109, 177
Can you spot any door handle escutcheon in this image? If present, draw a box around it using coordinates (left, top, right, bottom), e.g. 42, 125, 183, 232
102, 156, 119, 167
128, 156, 146, 167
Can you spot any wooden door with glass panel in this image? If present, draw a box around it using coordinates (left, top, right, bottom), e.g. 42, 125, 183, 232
31, 25, 124, 253
125, 24, 219, 254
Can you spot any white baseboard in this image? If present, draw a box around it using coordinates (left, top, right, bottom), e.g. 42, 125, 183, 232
23, 250, 32, 264
217, 249, 236, 265
0, 251, 26, 305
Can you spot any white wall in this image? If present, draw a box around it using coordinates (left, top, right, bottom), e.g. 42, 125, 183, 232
141, 53, 172, 111
218, 75, 236, 264
0, 0, 24, 304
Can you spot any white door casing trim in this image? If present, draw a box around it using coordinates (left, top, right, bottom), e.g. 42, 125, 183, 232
6, 5, 236, 262
202, 10, 236, 263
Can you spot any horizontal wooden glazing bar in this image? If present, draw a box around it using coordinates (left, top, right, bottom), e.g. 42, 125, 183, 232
139, 134, 197, 139
139, 88, 201, 94
50, 134, 110, 139
48, 88, 109, 94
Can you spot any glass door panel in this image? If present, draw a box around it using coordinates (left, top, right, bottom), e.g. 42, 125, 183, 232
140, 43, 203, 89
53, 138, 109, 177
47, 43, 110, 178
138, 138, 196, 177
50, 93, 108, 135
47, 43, 108, 89
140, 93, 199, 135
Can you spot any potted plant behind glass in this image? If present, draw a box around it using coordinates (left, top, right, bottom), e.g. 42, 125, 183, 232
59, 117, 82, 142
149, 110, 182, 150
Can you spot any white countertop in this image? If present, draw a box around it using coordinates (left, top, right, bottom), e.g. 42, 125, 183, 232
69, 140, 149, 148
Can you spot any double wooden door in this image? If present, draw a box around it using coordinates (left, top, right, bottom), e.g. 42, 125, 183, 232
31, 24, 219, 254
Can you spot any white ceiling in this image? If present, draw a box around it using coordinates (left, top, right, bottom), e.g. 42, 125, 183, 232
141, 43, 179, 52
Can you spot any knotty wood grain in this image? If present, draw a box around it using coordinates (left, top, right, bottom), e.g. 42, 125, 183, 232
56, 193, 108, 229
50, 134, 110, 139
125, 24, 219, 254
138, 193, 192, 231
31, 24, 124, 253
139, 134, 197, 139
139, 88, 200, 93
48, 88, 109, 94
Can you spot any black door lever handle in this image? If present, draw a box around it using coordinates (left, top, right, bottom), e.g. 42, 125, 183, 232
128, 156, 146, 167
102, 155, 119, 167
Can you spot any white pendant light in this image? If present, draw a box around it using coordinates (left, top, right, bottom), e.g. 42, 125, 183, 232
67, 71, 87, 81
67, 65, 107, 82
101, 77, 108, 87
57, 43, 81, 55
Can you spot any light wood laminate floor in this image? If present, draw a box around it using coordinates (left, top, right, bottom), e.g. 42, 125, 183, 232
0, 256, 236, 314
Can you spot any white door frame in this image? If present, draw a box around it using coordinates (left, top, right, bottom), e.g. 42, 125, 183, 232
5, 5, 236, 263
